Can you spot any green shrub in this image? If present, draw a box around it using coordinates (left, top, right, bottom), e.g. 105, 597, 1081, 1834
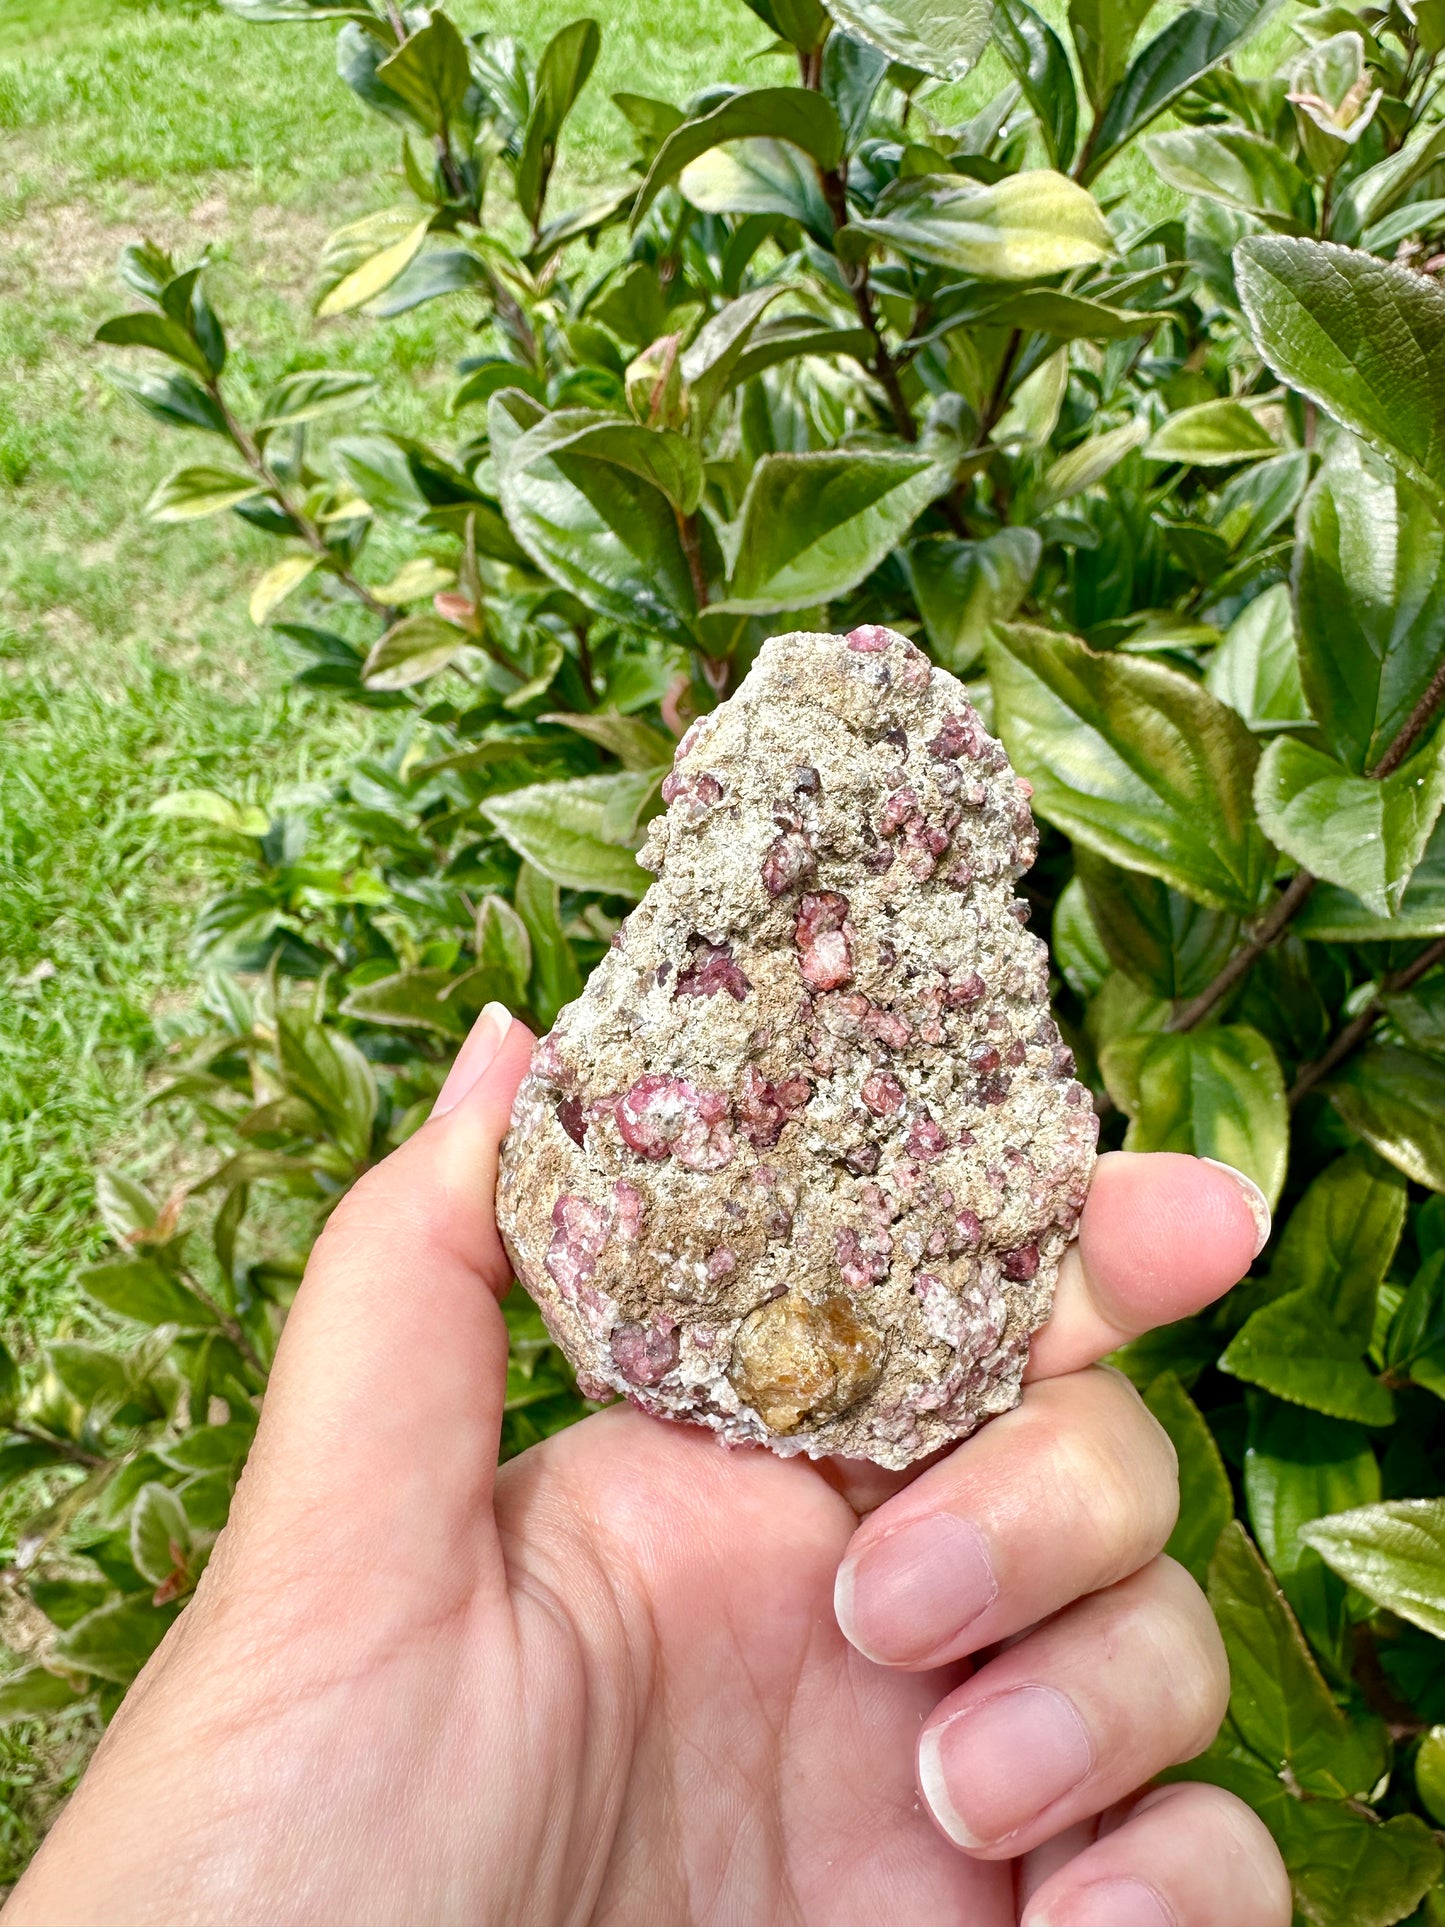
4, 0, 1445, 1915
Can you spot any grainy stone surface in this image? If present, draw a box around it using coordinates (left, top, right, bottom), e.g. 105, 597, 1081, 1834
496, 628, 1097, 1468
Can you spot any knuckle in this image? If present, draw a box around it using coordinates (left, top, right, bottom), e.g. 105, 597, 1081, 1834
1018, 1375, 1180, 1580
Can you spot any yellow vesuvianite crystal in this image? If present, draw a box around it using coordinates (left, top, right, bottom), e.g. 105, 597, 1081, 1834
728, 1291, 884, 1433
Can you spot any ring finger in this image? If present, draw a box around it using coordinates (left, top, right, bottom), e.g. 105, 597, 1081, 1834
916, 1555, 1229, 1859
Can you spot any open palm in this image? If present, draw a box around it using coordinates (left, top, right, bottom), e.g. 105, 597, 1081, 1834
8, 1014, 1290, 1927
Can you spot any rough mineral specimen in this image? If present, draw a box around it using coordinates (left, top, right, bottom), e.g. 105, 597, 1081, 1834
495, 627, 1097, 1469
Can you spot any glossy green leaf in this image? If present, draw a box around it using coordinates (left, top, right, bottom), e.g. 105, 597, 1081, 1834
94, 1169, 160, 1245
1302, 1499, 1445, 1638
339, 969, 469, 1038
1207, 1521, 1389, 1799
1087, 0, 1285, 180
492, 400, 698, 642
722, 448, 946, 613
741, 0, 831, 49
80, 1258, 219, 1330
1245, 1404, 1380, 1669
1074, 848, 1238, 1001
1053, 876, 1111, 1000
94, 310, 211, 376
905, 528, 1040, 674
679, 285, 789, 427
1270, 1152, 1406, 1345
1035, 419, 1148, 508
517, 18, 601, 228
475, 893, 532, 1003
249, 554, 320, 627
632, 88, 843, 228
678, 140, 834, 238
514, 862, 583, 1028
1330, 119, 1445, 249
1328, 1047, 1445, 1191
1296, 815, 1445, 940
854, 169, 1113, 279
1255, 734, 1445, 919
1418, 1728, 1445, 1826
257, 368, 375, 427
988, 624, 1272, 914
1144, 397, 1278, 467
1072, 0, 1159, 107
540, 710, 674, 772
1146, 127, 1313, 228
1144, 1371, 1232, 1586
821, 27, 890, 152
52, 1594, 176, 1686
103, 364, 230, 435
727, 316, 876, 388
482, 775, 652, 896
1103, 1023, 1288, 1206
275, 1011, 377, 1161
374, 9, 470, 135
145, 465, 263, 522
995, 0, 1077, 168
822, 0, 991, 79
976, 288, 1168, 342
156, 1421, 255, 1473
47, 1341, 134, 1411
130, 1482, 190, 1588
0, 1668, 87, 1723
1205, 583, 1309, 734
1222, 1289, 1396, 1424
316, 216, 432, 319
362, 614, 469, 692
1236, 237, 1445, 523
1295, 436, 1445, 774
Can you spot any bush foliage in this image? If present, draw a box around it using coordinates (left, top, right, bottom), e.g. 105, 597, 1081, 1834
4, 0, 1445, 1914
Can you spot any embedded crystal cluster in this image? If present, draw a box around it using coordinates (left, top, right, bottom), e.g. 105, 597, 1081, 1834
495, 627, 1097, 1468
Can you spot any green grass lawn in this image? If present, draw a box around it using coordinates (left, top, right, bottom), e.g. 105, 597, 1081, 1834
0, 0, 770, 1353
0, 0, 760, 1868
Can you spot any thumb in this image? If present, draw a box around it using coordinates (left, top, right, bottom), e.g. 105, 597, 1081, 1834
220, 1004, 536, 1589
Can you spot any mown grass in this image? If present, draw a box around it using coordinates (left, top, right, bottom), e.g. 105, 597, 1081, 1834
0, 0, 756, 1870
0, 0, 767, 1352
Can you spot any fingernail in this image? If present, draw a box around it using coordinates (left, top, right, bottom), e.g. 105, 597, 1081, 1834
431, 1002, 512, 1117
918, 1685, 1094, 1848
1199, 1157, 1272, 1258
1029, 1878, 1175, 1927
835, 1515, 997, 1664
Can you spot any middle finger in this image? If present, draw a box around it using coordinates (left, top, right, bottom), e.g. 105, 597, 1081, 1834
835, 1367, 1178, 1668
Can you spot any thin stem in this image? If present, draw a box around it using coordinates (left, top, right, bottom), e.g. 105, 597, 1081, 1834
436, 131, 468, 208
1072, 115, 1100, 184
384, 0, 406, 40
1171, 640, 1445, 1030
813, 154, 919, 442
6, 1425, 108, 1471
1169, 870, 1317, 1033
1289, 934, 1445, 1107
208, 383, 393, 619
1370, 657, 1445, 778
676, 508, 710, 612
574, 624, 596, 706
980, 329, 1022, 439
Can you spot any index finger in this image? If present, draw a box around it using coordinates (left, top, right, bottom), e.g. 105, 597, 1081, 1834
1024, 1150, 1271, 1382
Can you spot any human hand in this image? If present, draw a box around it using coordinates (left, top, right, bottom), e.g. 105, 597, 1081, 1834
5, 1006, 1290, 1927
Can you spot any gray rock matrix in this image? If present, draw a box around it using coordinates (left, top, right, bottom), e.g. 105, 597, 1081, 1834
496, 626, 1097, 1468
